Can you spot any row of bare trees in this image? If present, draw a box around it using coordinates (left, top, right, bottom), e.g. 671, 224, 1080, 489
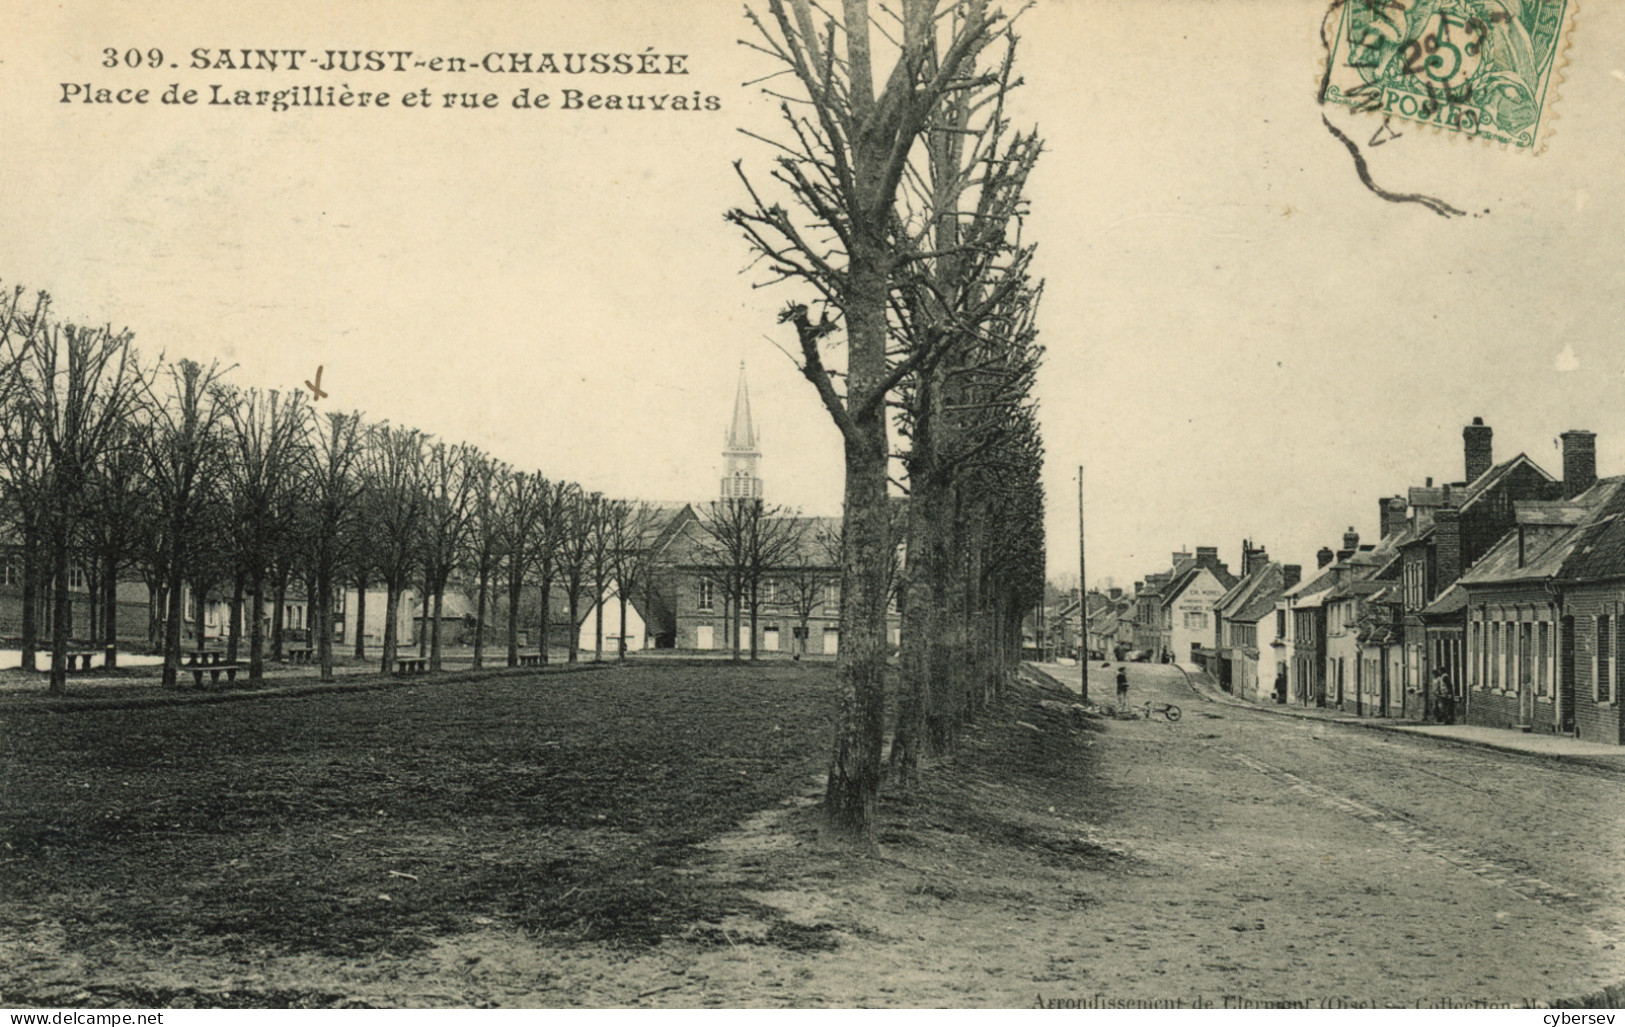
0, 285, 675, 694
729, 0, 1049, 847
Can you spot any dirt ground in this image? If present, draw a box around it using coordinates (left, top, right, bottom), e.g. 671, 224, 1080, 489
2, 660, 1621, 1008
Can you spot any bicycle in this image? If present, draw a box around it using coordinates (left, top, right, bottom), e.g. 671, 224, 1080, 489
1138, 700, 1182, 722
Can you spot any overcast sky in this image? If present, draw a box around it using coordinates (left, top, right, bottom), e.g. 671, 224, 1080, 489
3, 1, 1622, 590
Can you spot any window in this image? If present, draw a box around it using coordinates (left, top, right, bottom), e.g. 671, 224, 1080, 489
68, 566, 87, 591
1519, 622, 1534, 689
761, 579, 777, 605
697, 580, 714, 612
0, 558, 18, 587
1276, 609, 1286, 638
1490, 623, 1501, 689
1183, 611, 1207, 631
1598, 614, 1613, 703
1537, 621, 1550, 696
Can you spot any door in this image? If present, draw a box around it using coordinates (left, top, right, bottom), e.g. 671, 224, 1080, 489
1559, 615, 1575, 733
696, 625, 714, 650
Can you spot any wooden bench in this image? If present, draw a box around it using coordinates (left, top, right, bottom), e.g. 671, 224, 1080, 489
189, 661, 241, 688
63, 651, 100, 672
284, 646, 315, 664
517, 653, 542, 667
182, 650, 231, 668
394, 657, 429, 676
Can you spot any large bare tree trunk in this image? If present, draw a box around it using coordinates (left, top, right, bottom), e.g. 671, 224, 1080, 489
20, 525, 38, 672
270, 576, 286, 662
353, 575, 368, 660
506, 568, 522, 667
538, 573, 553, 664
102, 557, 119, 668
617, 592, 629, 660
823, 385, 892, 849
380, 582, 399, 673
429, 587, 444, 672
248, 571, 266, 682
227, 572, 244, 662
566, 588, 579, 664
162, 562, 184, 688
473, 569, 489, 669
48, 522, 70, 695
317, 575, 336, 682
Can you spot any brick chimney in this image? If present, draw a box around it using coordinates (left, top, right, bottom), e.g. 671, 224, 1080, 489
1379, 496, 1408, 539
1561, 429, 1597, 499
1282, 564, 1302, 592
1464, 417, 1493, 484
1248, 546, 1270, 577
1317, 546, 1335, 568
1341, 526, 1360, 553
1434, 508, 1462, 587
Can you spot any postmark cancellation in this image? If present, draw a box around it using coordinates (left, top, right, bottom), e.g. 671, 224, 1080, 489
1322, 0, 1577, 152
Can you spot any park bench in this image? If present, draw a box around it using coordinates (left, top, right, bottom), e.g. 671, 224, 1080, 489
394, 656, 429, 676
517, 653, 542, 667
62, 651, 100, 672
284, 646, 314, 664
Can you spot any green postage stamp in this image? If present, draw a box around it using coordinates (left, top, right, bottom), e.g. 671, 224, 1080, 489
1322, 0, 1577, 151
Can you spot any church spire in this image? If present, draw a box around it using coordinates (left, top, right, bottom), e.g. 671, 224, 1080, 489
725, 361, 758, 454
721, 362, 763, 500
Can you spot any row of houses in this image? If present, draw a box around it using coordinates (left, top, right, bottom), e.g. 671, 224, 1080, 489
1078, 418, 1625, 746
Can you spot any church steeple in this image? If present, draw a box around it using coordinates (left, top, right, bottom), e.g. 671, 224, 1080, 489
721, 362, 763, 500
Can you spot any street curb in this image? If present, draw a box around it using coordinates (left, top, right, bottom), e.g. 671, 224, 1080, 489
1169, 663, 1625, 772
1028, 662, 1625, 772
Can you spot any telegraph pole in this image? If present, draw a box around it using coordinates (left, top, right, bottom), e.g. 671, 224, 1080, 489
1078, 465, 1088, 701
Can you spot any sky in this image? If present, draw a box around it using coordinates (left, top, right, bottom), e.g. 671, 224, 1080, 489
2, 0, 1622, 591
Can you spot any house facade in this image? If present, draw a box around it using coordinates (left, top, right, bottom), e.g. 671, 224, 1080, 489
1455, 433, 1625, 743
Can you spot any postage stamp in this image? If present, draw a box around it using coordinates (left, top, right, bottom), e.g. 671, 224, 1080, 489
1321, 0, 1577, 152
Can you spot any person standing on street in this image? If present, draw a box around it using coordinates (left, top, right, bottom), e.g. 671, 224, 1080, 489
1116, 665, 1129, 707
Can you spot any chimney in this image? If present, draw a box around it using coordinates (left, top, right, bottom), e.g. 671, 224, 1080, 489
1561, 429, 1598, 499
1108, 587, 1123, 601
1380, 496, 1408, 539
1434, 508, 1462, 587
1250, 547, 1270, 576
1464, 417, 1493, 484
1317, 546, 1335, 568
1282, 564, 1302, 592
1342, 526, 1360, 552
1196, 546, 1219, 567
1425, 476, 1433, 488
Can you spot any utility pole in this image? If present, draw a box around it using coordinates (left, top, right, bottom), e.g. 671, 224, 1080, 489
1078, 465, 1088, 701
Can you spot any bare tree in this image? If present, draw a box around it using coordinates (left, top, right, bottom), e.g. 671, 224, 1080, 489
498, 470, 543, 665
607, 502, 664, 659
696, 498, 807, 661
9, 298, 141, 693
303, 410, 366, 681
464, 455, 506, 669
362, 424, 429, 674
532, 478, 574, 663
556, 488, 599, 664
728, 0, 1014, 846
82, 414, 152, 667
141, 359, 231, 687
587, 497, 625, 661
221, 387, 311, 682
419, 441, 476, 672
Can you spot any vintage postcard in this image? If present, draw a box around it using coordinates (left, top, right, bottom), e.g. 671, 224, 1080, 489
0, 0, 1621, 1014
